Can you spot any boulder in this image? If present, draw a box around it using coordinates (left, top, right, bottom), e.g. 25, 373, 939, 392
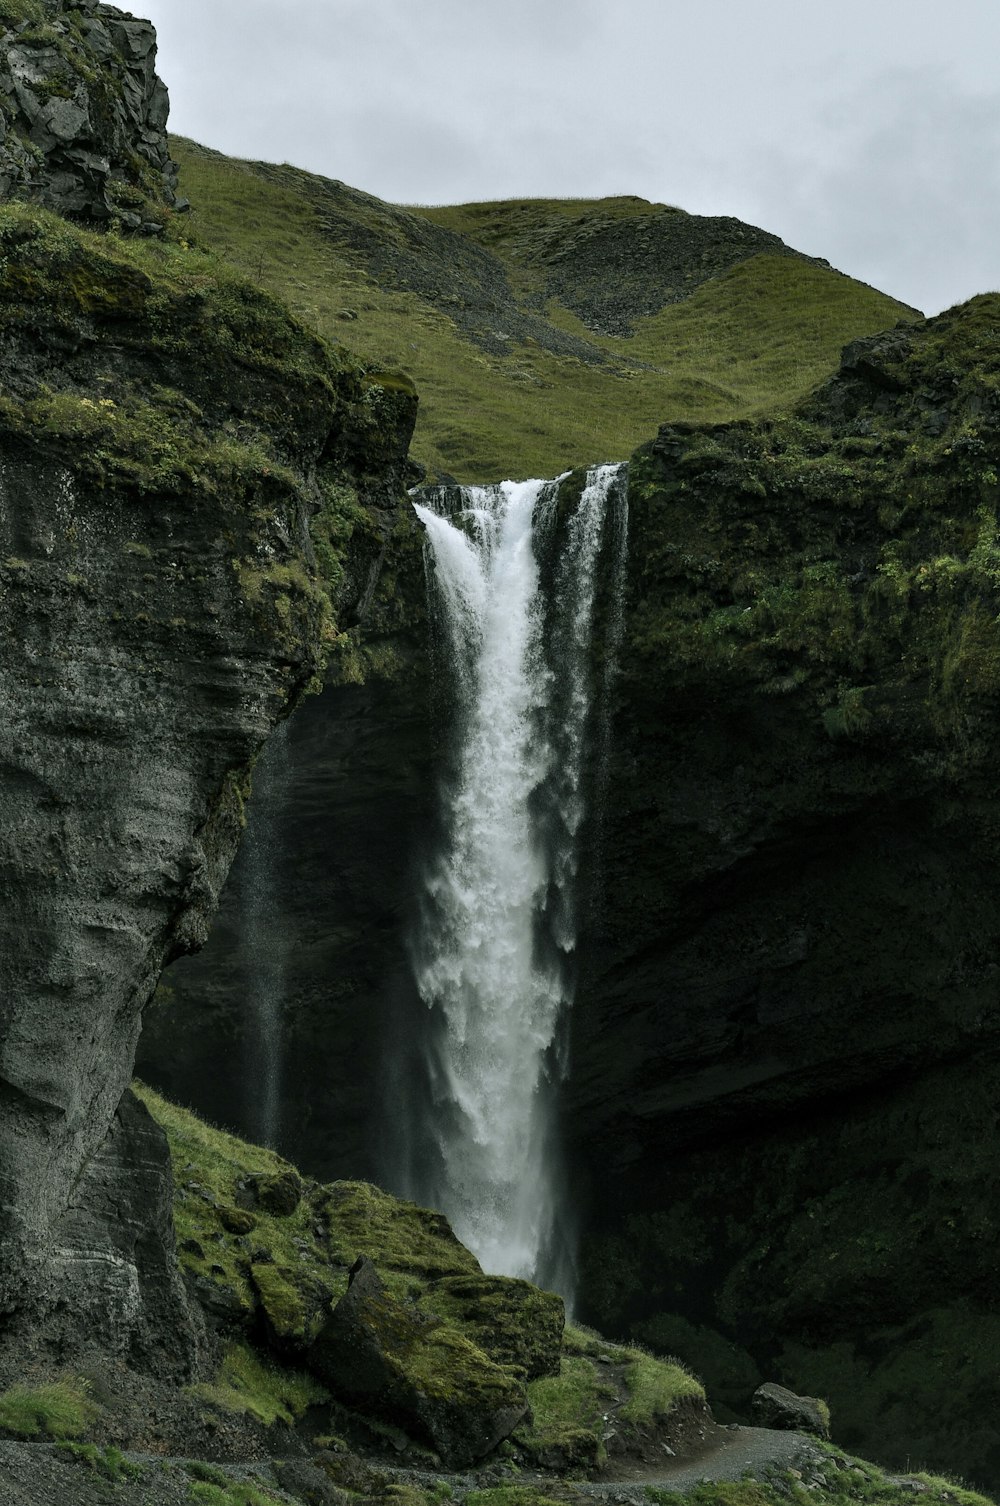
752, 1382, 831, 1439
306, 1256, 528, 1466
235, 1170, 303, 1217
420, 1273, 564, 1379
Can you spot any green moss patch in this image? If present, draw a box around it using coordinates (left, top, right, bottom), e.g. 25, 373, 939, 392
186, 1473, 286, 1506
418, 1274, 563, 1378
55, 1441, 142, 1481
515, 1323, 704, 1471
133, 1081, 345, 1335
0, 1, 44, 23
190, 1341, 327, 1428
315, 1180, 481, 1280
466, 1491, 567, 1506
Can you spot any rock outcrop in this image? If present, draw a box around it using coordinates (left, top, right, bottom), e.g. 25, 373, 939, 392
0, 196, 415, 1371
751, 1384, 830, 1440
0, 0, 178, 228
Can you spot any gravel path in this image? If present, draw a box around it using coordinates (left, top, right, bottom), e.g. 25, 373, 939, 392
576, 1426, 823, 1498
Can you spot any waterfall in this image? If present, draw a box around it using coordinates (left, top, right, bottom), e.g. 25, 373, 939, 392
237, 720, 291, 1151
407, 463, 628, 1288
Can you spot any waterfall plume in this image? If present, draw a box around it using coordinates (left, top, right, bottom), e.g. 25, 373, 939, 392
404, 464, 628, 1290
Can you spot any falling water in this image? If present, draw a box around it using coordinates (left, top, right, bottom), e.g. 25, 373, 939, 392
237, 720, 291, 1150
587, 472, 630, 914
408, 463, 627, 1286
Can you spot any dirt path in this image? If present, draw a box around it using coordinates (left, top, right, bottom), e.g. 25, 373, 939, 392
577, 1425, 823, 1497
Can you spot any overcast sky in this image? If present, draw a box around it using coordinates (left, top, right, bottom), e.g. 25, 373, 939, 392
140, 0, 1000, 317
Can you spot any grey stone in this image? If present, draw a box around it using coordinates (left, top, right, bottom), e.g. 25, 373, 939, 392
0, 0, 177, 222
751, 1383, 831, 1440
39, 95, 89, 143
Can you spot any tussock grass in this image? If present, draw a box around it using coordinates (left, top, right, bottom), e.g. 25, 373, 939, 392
55, 1442, 141, 1481
0, 1379, 97, 1439
190, 1341, 327, 1427
619, 1346, 704, 1423
186, 1468, 286, 1506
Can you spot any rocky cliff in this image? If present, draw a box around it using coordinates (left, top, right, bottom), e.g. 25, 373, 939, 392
573, 295, 1000, 1483
0, 0, 178, 227
0, 195, 415, 1375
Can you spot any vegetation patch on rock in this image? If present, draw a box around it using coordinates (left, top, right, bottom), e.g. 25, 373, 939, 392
136, 1084, 565, 1466
0, 1378, 97, 1439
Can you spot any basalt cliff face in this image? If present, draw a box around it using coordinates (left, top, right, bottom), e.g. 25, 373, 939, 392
573, 297, 1000, 1483
142, 296, 1000, 1483
0, 32, 416, 1367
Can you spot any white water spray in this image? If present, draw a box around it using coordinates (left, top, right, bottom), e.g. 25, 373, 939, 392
409, 464, 627, 1285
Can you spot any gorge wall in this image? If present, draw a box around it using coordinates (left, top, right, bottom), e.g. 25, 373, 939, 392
0, 0, 417, 1371
142, 295, 1000, 1483
572, 296, 1000, 1484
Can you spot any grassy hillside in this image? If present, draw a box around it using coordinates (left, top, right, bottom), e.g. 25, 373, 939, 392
171, 138, 918, 482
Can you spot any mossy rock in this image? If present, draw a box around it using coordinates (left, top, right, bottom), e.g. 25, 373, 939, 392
137, 1085, 570, 1463
250, 1261, 318, 1347
219, 1207, 257, 1236
315, 1181, 481, 1279
419, 1273, 564, 1379
250, 1171, 303, 1217
307, 1257, 528, 1467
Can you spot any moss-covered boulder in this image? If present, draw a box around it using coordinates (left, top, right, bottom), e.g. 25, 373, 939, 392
308, 1257, 528, 1466
136, 1084, 569, 1465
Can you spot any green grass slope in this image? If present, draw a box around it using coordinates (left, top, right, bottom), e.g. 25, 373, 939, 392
171, 138, 917, 482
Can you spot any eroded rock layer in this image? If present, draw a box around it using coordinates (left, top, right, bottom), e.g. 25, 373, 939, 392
0, 203, 414, 1369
